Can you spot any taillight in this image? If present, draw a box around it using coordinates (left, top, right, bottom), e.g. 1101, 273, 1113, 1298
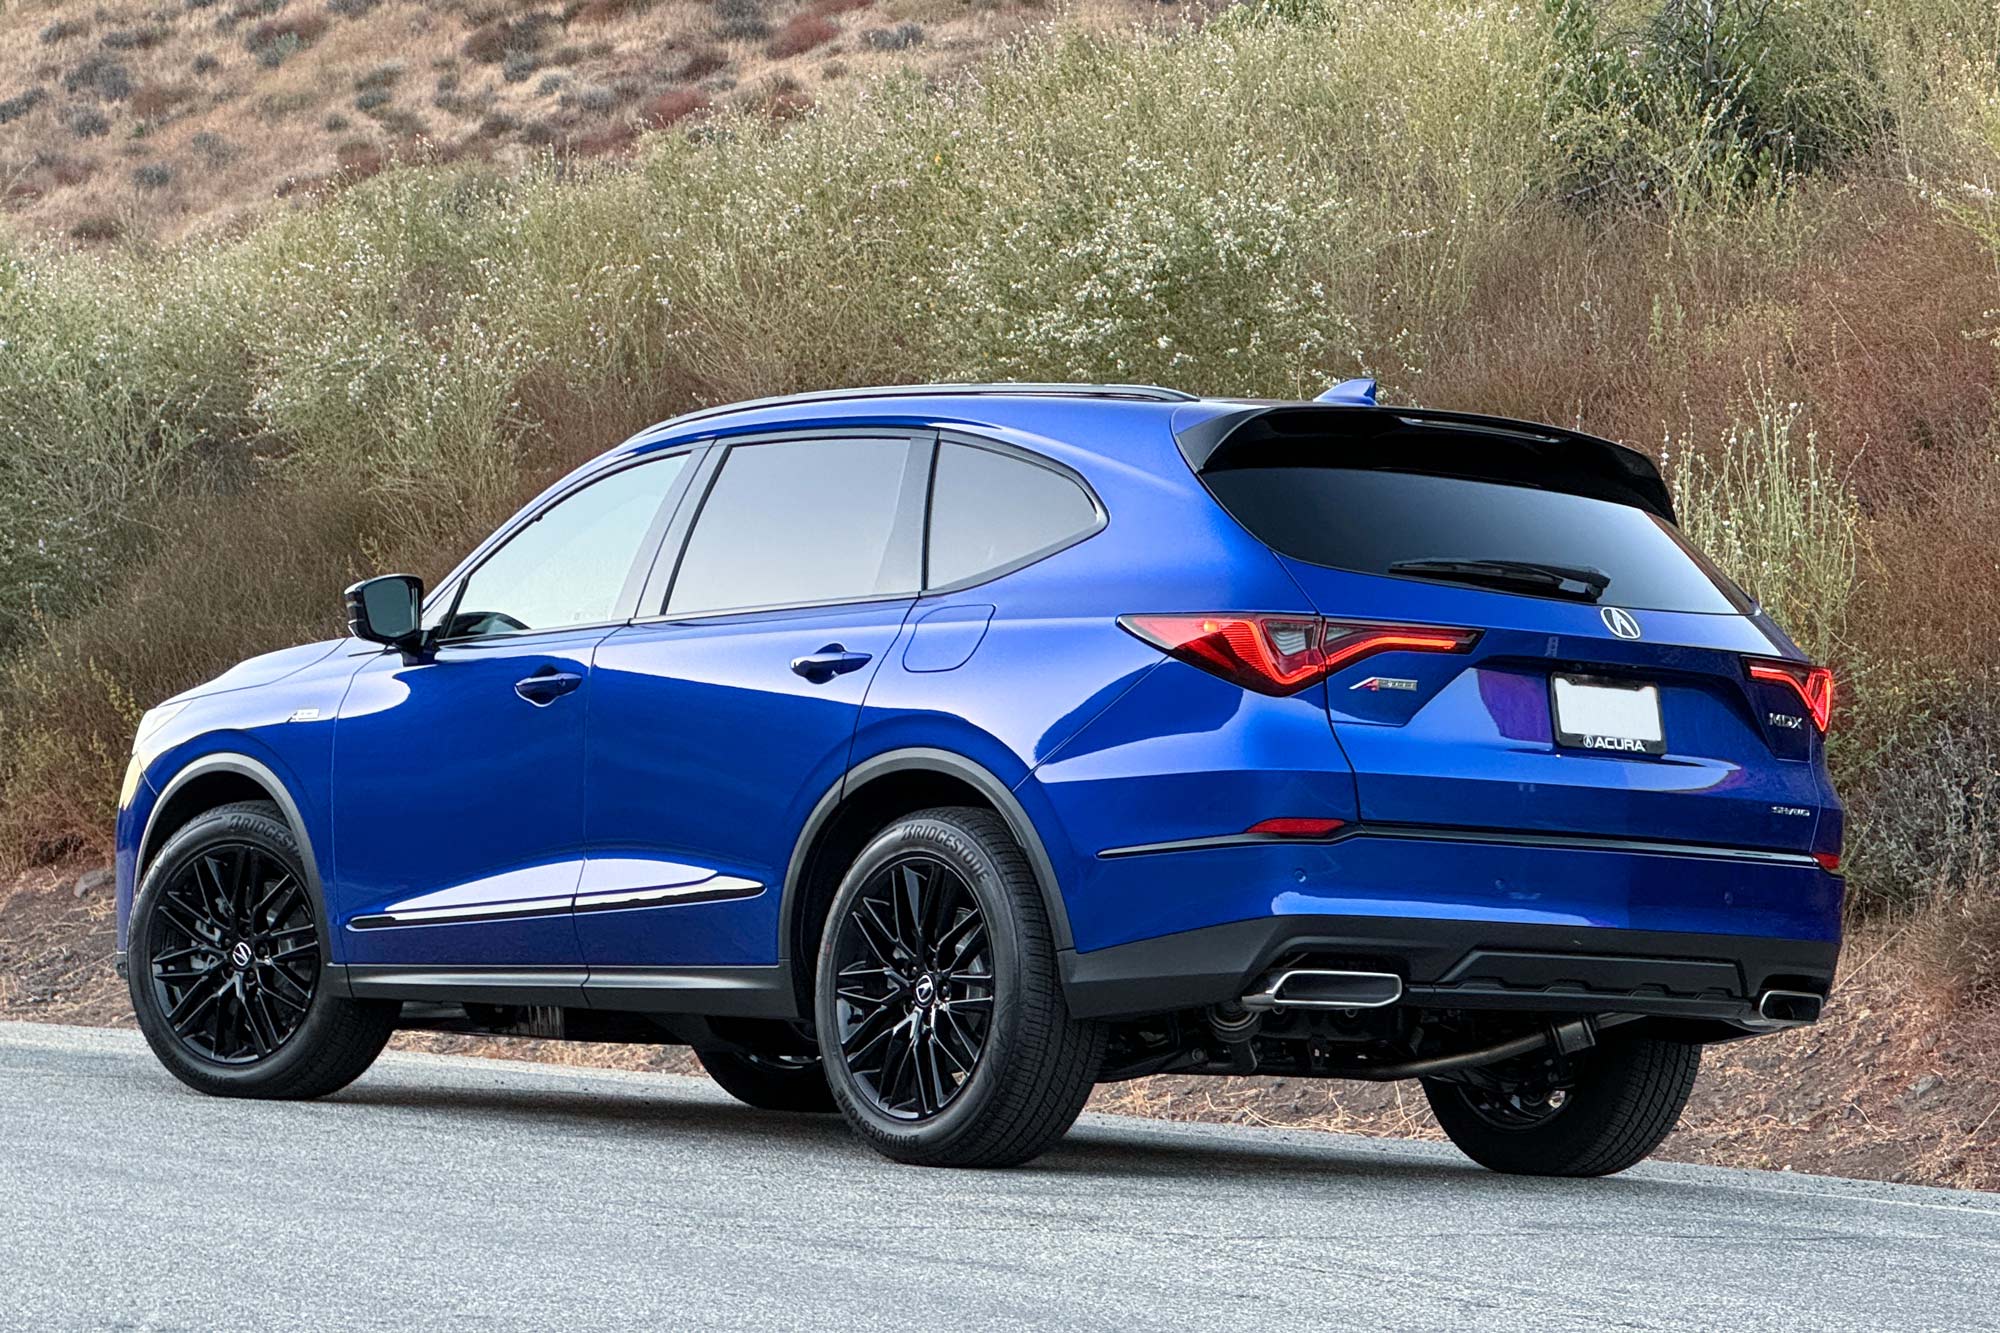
1119, 614, 1478, 696
1746, 658, 1834, 733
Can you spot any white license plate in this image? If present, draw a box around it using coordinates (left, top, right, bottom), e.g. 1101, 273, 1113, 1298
1551, 674, 1665, 756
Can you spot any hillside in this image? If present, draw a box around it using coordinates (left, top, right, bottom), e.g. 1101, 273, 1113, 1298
0, 0, 1182, 245
1, 0, 1997, 1187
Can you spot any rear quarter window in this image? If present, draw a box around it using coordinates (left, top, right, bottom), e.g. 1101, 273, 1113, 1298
926, 442, 1100, 587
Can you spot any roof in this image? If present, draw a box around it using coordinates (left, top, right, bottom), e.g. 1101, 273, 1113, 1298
624, 382, 1672, 520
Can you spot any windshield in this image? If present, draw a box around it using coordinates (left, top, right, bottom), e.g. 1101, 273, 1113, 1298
1204, 467, 1749, 614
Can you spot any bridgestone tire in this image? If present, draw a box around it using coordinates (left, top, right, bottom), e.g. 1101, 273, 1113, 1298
815, 807, 1106, 1168
129, 801, 397, 1099
1423, 1035, 1701, 1177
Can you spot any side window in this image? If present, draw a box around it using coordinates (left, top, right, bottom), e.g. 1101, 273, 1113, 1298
926, 442, 1100, 587
440, 453, 688, 639
666, 436, 923, 615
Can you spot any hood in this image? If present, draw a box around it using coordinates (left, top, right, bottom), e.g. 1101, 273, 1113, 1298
168, 638, 349, 703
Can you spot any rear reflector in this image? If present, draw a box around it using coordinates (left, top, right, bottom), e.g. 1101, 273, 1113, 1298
1812, 851, 1841, 873
1246, 817, 1346, 838
1118, 614, 1478, 696
1746, 658, 1835, 733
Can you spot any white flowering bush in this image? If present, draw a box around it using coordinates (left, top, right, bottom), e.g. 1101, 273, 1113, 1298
1665, 389, 1859, 664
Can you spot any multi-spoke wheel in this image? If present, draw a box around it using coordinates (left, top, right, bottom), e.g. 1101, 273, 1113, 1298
1423, 1035, 1701, 1177
814, 806, 1105, 1168
829, 852, 993, 1120
129, 801, 397, 1099
146, 840, 319, 1063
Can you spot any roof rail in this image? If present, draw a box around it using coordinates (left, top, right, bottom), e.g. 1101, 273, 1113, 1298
655, 382, 1198, 432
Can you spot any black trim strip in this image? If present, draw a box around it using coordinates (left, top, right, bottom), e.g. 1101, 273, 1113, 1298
1098, 831, 1346, 859
583, 966, 794, 1017
1098, 823, 1821, 867
346, 964, 797, 1019
573, 876, 763, 915
347, 966, 590, 1008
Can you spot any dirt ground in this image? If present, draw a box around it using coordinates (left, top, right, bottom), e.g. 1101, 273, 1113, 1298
9, 865, 1994, 1191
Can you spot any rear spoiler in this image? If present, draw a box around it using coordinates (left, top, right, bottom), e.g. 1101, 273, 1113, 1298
1174, 404, 1676, 524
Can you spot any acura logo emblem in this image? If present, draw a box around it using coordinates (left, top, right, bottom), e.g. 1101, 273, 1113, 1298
1601, 607, 1642, 640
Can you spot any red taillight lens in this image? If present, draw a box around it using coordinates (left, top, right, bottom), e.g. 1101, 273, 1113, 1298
1747, 659, 1834, 733
1119, 614, 1478, 696
1320, 623, 1481, 672
1246, 817, 1346, 837
1812, 850, 1842, 873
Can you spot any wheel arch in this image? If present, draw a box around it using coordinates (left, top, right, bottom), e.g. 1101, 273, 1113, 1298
136, 752, 344, 987
780, 748, 1076, 1011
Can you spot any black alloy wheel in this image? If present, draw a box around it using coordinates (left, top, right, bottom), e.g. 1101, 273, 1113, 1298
129, 801, 397, 1099
828, 853, 994, 1121
1455, 1080, 1570, 1130
146, 841, 319, 1064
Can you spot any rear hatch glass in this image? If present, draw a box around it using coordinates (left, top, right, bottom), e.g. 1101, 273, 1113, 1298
1204, 466, 1749, 615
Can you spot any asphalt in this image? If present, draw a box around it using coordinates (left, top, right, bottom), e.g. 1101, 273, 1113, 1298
0, 1021, 1994, 1332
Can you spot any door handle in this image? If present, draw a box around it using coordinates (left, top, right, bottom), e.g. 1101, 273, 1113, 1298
790, 644, 872, 684
514, 669, 583, 706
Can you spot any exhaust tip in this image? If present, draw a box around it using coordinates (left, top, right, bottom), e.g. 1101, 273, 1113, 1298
1244, 968, 1403, 1011
1757, 989, 1824, 1025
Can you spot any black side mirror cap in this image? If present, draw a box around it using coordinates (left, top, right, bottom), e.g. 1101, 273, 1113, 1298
344, 574, 427, 654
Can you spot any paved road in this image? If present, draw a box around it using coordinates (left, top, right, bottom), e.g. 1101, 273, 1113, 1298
1, 1022, 1994, 1332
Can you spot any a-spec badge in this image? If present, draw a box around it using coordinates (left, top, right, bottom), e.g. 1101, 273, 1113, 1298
286, 708, 322, 723
1351, 676, 1419, 692
1601, 606, 1643, 640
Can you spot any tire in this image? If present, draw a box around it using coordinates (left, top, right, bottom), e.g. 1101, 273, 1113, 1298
1423, 1034, 1701, 1177
814, 806, 1106, 1168
695, 1047, 838, 1113
128, 800, 397, 1100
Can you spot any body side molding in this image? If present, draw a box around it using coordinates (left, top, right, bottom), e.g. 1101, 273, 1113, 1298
344, 964, 794, 1018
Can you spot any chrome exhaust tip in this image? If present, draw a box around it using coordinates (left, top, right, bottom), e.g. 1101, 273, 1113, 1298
1243, 968, 1404, 1012
1756, 989, 1824, 1025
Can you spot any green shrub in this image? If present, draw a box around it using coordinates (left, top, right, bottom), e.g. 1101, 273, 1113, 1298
1543, 0, 1888, 217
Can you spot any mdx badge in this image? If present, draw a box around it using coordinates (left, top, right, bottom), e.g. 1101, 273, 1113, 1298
1601, 606, 1642, 640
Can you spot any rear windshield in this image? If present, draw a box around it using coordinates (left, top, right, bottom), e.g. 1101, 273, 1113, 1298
1205, 467, 1748, 614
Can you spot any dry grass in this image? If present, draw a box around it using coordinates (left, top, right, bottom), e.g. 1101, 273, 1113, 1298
0, 0, 1188, 245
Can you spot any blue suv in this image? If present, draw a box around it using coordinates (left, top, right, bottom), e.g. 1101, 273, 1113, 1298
115, 382, 1842, 1174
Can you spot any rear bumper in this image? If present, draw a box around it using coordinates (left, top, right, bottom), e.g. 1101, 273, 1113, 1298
1062, 913, 1839, 1026
1056, 827, 1843, 1026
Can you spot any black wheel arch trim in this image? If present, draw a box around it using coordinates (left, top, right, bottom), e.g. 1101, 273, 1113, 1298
780, 748, 1077, 1010
136, 752, 350, 998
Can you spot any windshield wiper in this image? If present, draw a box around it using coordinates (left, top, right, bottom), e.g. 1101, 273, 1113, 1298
1387, 558, 1611, 603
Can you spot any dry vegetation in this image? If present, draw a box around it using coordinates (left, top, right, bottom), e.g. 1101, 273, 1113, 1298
2, 0, 1999, 1184
0, 0, 1184, 244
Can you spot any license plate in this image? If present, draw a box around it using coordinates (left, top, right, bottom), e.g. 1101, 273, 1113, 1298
1551, 674, 1665, 756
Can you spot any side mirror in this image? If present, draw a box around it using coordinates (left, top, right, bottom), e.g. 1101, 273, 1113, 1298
344, 574, 426, 653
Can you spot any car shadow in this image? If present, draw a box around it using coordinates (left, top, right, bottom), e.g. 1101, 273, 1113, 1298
326, 1073, 1499, 1187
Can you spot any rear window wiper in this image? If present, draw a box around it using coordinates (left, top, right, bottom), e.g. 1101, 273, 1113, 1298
1387, 558, 1611, 603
